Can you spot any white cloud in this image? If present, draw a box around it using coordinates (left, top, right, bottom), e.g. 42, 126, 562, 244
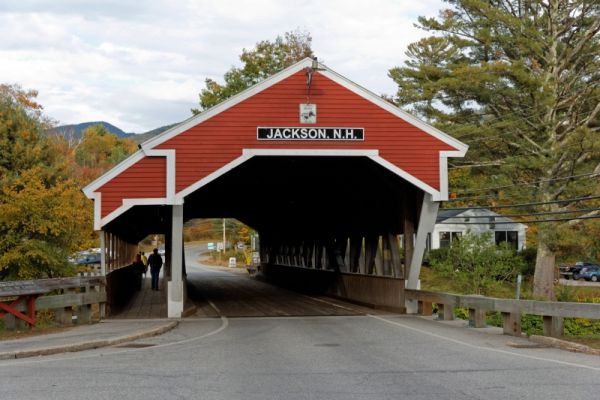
0, 0, 444, 132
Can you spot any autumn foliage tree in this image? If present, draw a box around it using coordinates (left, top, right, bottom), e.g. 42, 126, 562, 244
0, 85, 95, 280
72, 124, 137, 185
192, 30, 313, 113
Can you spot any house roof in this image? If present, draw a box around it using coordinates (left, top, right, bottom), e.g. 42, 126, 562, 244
436, 208, 527, 227
436, 209, 465, 223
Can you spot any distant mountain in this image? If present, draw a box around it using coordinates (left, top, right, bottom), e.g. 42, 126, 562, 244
48, 121, 133, 139
132, 123, 179, 143
48, 121, 179, 143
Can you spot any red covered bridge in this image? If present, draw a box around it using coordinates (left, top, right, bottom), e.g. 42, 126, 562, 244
83, 58, 467, 317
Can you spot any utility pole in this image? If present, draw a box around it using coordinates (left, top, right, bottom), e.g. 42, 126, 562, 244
222, 218, 226, 254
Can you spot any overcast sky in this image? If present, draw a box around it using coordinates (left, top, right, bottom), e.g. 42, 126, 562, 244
0, 0, 445, 133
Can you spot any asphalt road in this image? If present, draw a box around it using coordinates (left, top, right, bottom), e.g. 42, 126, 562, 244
2, 245, 600, 399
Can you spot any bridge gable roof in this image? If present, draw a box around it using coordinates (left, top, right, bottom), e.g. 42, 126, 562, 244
84, 58, 467, 230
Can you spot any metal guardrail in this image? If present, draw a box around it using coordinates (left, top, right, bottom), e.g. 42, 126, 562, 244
0, 275, 106, 329
405, 289, 600, 337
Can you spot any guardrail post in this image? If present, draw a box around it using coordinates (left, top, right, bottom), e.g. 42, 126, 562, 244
543, 316, 564, 338
3, 314, 17, 330
77, 304, 92, 324
501, 311, 521, 336
55, 306, 73, 325
418, 300, 433, 316
468, 308, 486, 328
437, 303, 454, 320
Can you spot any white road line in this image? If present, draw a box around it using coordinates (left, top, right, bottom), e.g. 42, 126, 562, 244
206, 299, 221, 314
0, 317, 229, 367
304, 295, 359, 312
368, 314, 600, 371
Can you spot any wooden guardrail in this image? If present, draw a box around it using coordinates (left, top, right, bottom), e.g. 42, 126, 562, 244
405, 289, 600, 338
0, 275, 106, 330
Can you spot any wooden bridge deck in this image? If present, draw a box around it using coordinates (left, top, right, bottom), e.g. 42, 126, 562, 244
109, 275, 167, 319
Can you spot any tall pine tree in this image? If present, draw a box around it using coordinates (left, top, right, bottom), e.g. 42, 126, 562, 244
389, 0, 600, 299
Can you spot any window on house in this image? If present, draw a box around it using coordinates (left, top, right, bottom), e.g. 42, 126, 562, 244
439, 231, 462, 248
495, 231, 518, 249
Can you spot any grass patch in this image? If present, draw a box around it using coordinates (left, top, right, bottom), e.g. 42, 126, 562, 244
419, 265, 533, 299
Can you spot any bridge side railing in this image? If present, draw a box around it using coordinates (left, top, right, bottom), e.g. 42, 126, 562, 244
0, 275, 106, 330
405, 289, 600, 338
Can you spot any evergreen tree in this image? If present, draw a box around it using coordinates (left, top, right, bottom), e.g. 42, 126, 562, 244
389, 0, 600, 299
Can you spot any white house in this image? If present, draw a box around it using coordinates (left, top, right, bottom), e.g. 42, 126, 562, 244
430, 208, 527, 251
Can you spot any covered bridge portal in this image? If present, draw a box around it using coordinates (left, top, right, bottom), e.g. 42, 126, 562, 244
83, 58, 467, 318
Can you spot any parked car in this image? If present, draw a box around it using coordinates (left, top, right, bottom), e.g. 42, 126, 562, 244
581, 265, 600, 282
70, 251, 101, 267
559, 261, 599, 280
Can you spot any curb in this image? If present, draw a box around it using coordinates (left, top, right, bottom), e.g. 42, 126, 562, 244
529, 335, 600, 356
0, 320, 178, 360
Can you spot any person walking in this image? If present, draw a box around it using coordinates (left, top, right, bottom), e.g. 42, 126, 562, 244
140, 251, 148, 277
148, 248, 163, 291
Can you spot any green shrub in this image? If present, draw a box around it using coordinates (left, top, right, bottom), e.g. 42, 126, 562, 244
486, 311, 503, 327
564, 318, 600, 337
430, 233, 524, 295
517, 247, 537, 276
521, 315, 544, 335
454, 307, 469, 320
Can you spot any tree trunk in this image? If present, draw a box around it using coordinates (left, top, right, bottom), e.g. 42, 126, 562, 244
533, 237, 556, 300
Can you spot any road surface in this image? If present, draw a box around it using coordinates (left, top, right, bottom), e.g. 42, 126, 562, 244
1, 244, 600, 399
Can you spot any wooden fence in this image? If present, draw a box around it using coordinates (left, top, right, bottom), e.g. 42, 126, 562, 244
405, 289, 600, 337
0, 275, 106, 330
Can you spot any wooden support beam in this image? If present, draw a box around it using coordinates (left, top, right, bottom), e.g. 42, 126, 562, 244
502, 312, 521, 336
315, 242, 323, 269
381, 234, 391, 276
387, 233, 403, 278
543, 315, 564, 338
334, 237, 347, 272
168, 204, 184, 318
305, 240, 313, 268
348, 236, 361, 273
403, 218, 415, 278
418, 300, 433, 316
469, 308, 486, 328
364, 236, 378, 275
374, 236, 383, 276
437, 303, 454, 321
406, 193, 439, 313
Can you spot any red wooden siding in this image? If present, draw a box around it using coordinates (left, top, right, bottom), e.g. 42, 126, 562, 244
97, 70, 457, 219
156, 71, 454, 193
98, 156, 166, 218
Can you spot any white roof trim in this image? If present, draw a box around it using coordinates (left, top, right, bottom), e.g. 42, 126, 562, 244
367, 155, 442, 201
175, 148, 442, 203
99, 198, 171, 229
242, 149, 379, 157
